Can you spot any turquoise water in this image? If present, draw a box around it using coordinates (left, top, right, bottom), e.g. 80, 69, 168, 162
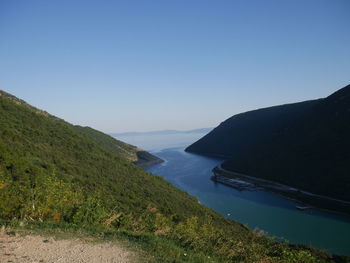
115, 132, 350, 256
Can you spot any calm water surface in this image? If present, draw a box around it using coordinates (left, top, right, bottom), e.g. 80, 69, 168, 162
115, 132, 350, 256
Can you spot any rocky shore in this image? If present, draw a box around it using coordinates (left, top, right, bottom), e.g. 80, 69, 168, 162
133, 150, 163, 169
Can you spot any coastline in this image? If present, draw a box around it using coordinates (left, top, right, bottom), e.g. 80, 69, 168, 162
133, 150, 164, 169
212, 165, 350, 217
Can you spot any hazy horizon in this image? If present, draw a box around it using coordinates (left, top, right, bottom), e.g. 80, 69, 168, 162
1, 0, 349, 133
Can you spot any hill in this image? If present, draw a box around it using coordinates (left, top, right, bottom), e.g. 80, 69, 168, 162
186, 84, 350, 210
186, 100, 319, 158
0, 90, 345, 262
0, 89, 211, 222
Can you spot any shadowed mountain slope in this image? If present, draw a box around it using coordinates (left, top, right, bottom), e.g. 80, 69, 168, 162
186, 84, 350, 202
186, 100, 319, 158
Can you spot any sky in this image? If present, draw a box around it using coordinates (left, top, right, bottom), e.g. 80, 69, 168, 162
0, 0, 349, 133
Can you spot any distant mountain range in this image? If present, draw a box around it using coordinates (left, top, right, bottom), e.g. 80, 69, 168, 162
186, 84, 350, 209
112, 128, 212, 137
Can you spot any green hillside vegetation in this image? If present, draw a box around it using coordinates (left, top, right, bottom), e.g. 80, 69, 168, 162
186, 84, 350, 207
0, 90, 347, 262
73, 125, 163, 167
73, 125, 141, 162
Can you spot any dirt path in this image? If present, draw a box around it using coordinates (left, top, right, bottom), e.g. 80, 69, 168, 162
0, 229, 137, 263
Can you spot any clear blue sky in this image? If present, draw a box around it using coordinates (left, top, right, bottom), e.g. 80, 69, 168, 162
1, 0, 349, 133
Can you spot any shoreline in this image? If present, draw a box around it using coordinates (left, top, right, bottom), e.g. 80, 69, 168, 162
133, 150, 164, 169
212, 165, 350, 217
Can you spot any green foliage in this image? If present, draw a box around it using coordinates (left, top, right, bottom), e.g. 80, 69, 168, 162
73, 125, 139, 162
281, 250, 321, 263
73, 196, 107, 225
0, 162, 81, 221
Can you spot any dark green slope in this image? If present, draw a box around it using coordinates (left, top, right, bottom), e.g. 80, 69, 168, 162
0, 90, 345, 262
222, 84, 350, 201
187, 84, 350, 202
186, 100, 319, 157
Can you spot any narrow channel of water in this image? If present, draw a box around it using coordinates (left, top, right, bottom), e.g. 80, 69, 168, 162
115, 132, 350, 256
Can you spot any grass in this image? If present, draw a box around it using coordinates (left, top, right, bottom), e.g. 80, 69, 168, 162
0, 220, 224, 263
3, 220, 349, 263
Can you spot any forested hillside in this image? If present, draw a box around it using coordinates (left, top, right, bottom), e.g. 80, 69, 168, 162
0, 90, 208, 222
